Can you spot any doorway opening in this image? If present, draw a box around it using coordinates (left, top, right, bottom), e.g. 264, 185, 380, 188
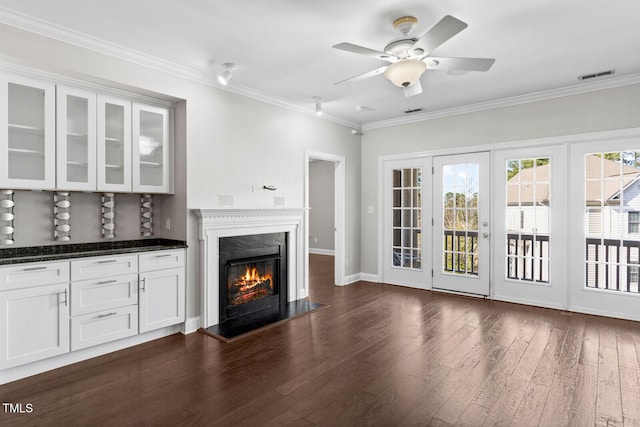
305, 151, 346, 288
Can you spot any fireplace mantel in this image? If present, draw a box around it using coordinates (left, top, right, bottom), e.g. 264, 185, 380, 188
193, 208, 307, 328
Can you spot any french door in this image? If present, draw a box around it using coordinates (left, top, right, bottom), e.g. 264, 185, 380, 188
382, 158, 431, 288
569, 140, 640, 321
433, 152, 491, 296
492, 145, 567, 309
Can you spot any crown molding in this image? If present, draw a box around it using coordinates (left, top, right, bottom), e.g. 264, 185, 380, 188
0, 7, 360, 130
362, 72, 640, 131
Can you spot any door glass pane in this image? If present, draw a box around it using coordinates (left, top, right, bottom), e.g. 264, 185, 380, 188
442, 163, 479, 276
505, 158, 550, 283
585, 151, 640, 294
392, 168, 422, 270
138, 110, 164, 186
7, 83, 45, 181
104, 103, 125, 185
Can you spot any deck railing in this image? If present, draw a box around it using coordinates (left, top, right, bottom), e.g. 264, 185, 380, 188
443, 230, 478, 275
585, 237, 640, 293
506, 233, 549, 283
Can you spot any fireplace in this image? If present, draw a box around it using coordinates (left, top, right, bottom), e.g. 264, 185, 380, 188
219, 232, 287, 322
194, 208, 307, 329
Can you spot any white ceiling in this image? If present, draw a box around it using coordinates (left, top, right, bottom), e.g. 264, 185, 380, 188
1, 0, 640, 128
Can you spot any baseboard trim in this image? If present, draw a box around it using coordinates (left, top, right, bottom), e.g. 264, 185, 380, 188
181, 316, 201, 334
359, 273, 380, 283
493, 295, 565, 311
342, 273, 361, 285
309, 248, 335, 256
568, 305, 640, 323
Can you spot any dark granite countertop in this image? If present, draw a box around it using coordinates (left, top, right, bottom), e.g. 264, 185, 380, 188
0, 239, 187, 265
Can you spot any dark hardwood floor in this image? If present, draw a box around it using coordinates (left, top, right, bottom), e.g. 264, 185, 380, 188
2, 254, 640, 426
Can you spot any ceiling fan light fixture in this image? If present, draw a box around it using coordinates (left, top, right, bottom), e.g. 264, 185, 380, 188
384, 59, 426, 88
218, 63, 236, 86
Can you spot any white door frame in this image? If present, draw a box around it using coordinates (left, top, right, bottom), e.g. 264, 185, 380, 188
305, 151, 346, 287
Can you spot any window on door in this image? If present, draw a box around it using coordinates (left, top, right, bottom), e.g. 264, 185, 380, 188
392, 168, 422, 269
585, 151, 640, 294
442, 163, 479, 276
505, 158, 550, 283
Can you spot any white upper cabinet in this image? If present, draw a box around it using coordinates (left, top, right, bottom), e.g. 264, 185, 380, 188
132, 104, 173, 194
97, 95, 132, 192
0, 73, 55, 190
56, 86, 97, 191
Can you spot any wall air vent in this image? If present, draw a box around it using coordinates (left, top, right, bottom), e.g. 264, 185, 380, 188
578, 69, 615, 81
404, 108, 423, 114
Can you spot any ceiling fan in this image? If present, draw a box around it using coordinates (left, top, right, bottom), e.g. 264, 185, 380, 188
333, 15, 495, 97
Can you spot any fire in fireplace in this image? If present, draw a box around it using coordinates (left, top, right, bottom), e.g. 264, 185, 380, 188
228, 263, 274, 306
219, 232, 287, 323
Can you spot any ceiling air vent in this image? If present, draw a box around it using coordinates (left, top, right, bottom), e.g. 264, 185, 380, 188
578, 69, 615, 81
404, 108, 423, 114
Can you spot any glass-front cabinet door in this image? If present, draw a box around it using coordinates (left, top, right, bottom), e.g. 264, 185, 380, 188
56, 86, 97, 191
97, 95, 131, 192
132, 104, 172, 193
0, 73, 55, 190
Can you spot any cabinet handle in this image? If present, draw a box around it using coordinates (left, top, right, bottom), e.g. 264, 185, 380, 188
96, 280, 118, 285
23, 266, 47, 272
60, 289, 68, 306
96, 259, 118, 264
140, 277, 146, 293
154, 254, 172, 258
97, 312, 117, 318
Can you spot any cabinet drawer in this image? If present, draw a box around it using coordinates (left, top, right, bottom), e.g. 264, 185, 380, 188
139, 249, 184, 272
0, 261, 69, 290
71, 255, 137, 281
70, 273, 138, 316
70, 305, 138, 351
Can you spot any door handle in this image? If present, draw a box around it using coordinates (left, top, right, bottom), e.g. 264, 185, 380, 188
140, 277, 146, 293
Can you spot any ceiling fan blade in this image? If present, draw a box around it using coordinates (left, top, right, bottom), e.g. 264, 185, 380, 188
403, 80, 423, 97
334, 66, 388, 85
427, 57, 495, 72
333, 42, 393, 61
411, 15, 468, 58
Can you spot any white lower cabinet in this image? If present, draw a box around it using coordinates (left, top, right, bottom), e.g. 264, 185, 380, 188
0, 282, 70, 370
139, 267, 185, 333
0, 247, 185, 376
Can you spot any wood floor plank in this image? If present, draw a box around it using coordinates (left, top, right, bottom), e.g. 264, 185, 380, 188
580, 320, 601, 367
619, 367, 640, 426
511, 383, 551, 427
531, 327, 567, 387
596, 346, 624, 427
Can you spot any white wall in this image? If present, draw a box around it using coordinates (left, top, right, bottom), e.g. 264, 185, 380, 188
361, 85, 640, 276
309, 160, 335, 252
0, 23, 361, 320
